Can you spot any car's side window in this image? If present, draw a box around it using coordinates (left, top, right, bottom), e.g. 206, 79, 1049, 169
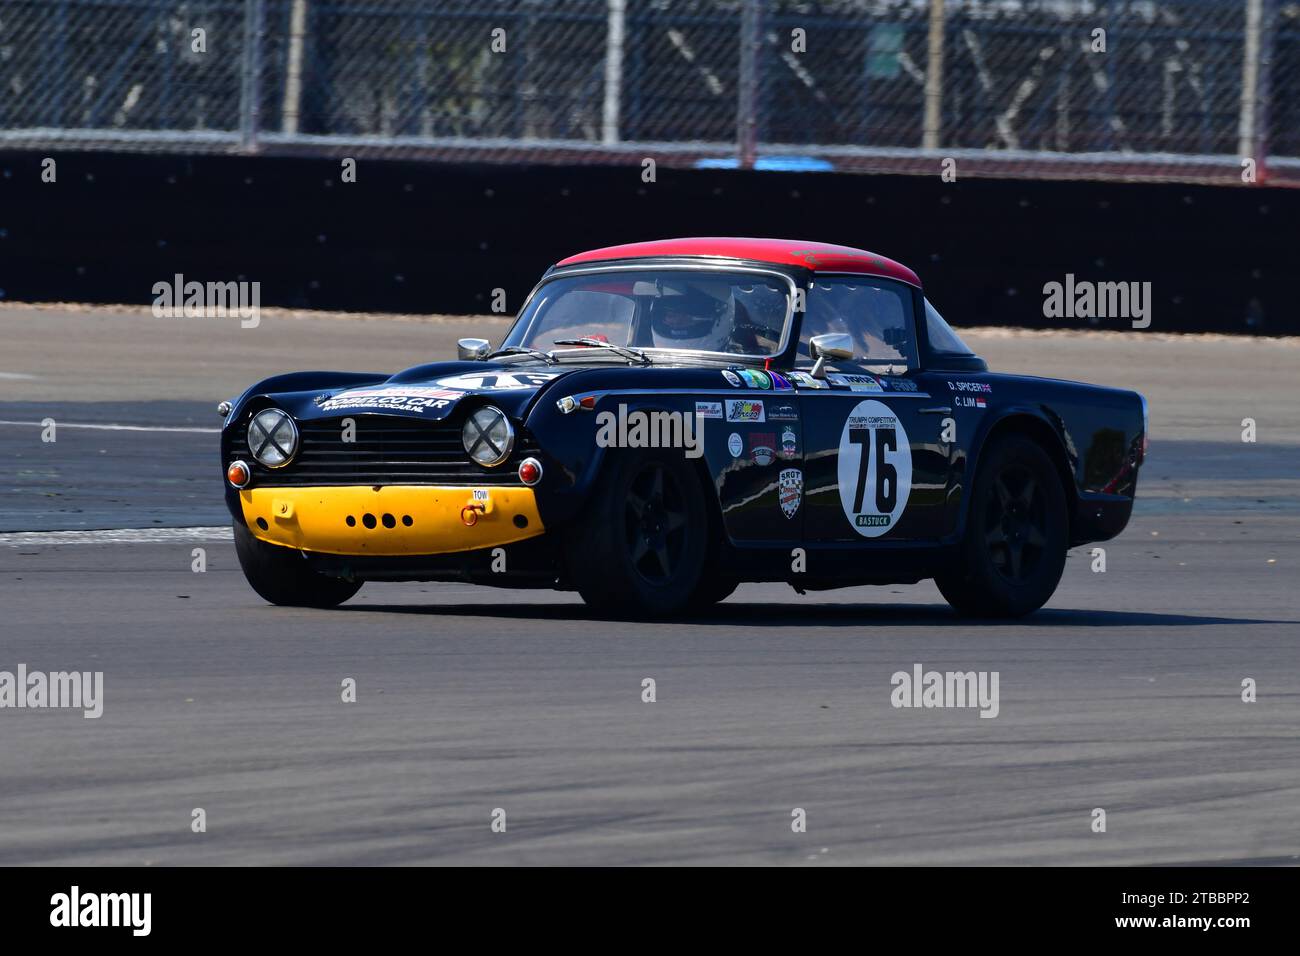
798, 277, 917, 369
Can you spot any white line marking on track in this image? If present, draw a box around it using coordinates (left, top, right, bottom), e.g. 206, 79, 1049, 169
0, 420, 219, 434
0, 372, 38, 380
0, 527, 233, 545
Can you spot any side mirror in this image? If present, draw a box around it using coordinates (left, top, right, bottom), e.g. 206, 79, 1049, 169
458, 338, 491, 361
809, 333, 854, 360
809, 332, 853, 379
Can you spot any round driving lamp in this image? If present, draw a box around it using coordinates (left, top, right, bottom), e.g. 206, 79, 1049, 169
462, 406, 514, 467
247, 408, 299, 468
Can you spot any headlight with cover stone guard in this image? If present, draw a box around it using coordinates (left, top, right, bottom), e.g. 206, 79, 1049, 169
247, 408, 299, 468
462, 406, 515, 467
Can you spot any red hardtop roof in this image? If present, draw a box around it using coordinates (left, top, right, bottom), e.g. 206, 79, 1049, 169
556, 237, 920, 286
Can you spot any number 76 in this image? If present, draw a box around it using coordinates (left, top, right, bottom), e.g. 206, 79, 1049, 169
850, 427, 898, 514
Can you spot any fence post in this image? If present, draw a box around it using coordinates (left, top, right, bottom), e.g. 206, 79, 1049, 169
737, 0, 762, 169
282, 0, 309, 135
240, 0, 266, 151
1255, 0, 1277, 181
603, 0, 625, 144
1238, 0, 1262, 168
923, 0, 945, 150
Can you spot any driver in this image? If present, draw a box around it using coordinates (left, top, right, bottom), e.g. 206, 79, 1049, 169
649, 284, 735, 352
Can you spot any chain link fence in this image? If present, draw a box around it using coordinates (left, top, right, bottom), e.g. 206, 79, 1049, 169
1, 0, 1295, 183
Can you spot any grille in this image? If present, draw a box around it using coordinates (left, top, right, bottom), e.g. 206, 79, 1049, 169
232, 415, 536, 487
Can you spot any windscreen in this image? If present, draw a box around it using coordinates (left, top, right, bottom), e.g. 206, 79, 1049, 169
505, 269, 792, 357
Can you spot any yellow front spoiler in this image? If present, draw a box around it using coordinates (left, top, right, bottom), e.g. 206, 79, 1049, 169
240, 485, 544, 556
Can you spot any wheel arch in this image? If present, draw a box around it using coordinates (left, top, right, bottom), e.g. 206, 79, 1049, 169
965, 411, 1079, 541
537, 394, 730, 533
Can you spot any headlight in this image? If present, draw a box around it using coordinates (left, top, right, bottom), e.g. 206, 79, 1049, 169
247, 408, 299, 468
462, 405, 514, 467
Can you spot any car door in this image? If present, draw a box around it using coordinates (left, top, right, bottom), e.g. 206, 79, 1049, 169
714, 386, 806, 544
798, 373, 947, 542
794, 276, 948, 543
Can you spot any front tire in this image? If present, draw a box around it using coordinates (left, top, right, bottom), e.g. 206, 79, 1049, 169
563, 449, 708, 617
234, 521, 362, 608
936, 434, 1068, 618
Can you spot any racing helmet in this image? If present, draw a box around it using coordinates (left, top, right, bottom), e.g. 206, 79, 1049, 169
649, 281, 735, 352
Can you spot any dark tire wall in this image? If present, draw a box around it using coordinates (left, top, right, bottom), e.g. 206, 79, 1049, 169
0, 149, 1295, 335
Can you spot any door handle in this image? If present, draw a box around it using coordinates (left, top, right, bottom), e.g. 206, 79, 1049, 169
919, 406, 951, 415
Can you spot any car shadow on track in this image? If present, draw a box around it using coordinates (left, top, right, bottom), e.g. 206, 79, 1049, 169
339, 601, 1285, 628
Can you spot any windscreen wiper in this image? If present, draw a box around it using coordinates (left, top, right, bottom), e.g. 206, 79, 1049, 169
552, 337, 651, 365
486, 346, 557, 364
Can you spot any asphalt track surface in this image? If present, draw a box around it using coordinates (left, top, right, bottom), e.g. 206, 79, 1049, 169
1, 304, 1297, 865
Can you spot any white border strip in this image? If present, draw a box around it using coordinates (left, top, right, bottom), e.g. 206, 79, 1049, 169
0, 420, 219, 434
0, 527, 233, 545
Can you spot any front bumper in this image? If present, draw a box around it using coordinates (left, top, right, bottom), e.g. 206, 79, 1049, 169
239, 485, 545, 556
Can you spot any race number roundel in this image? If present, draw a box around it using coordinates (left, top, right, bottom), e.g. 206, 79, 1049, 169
837, 400, 911, 537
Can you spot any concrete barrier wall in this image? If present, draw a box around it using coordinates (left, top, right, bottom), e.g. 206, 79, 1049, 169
0, 150, 1292, 334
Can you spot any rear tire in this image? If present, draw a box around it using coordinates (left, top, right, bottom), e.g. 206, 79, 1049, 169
936, 434, 1067, 618
234, 521, 362, 608
563, 449, 708, 617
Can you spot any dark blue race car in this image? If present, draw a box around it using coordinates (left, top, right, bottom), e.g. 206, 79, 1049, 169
220, 238, 1147, 618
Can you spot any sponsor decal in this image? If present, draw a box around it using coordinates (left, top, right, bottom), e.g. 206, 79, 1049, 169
947, 380, 993, 394
879, 377, 919, 392
725, 399, 765, 423
837, 399, 912, 538
781, 427, 798, 458
779, 468, 803, 519
722, 369, 743, 388
727, 432, 744, 458
749, 432, 777, 466
827, 372, 884, 392
435, 371, 561, 391
785, 371, 826, 390
738, 369, 772, 390
767, 403, 799, 421
695, 401, 723, 419
769, 371, 794, 390
955, 395, 987, 408
319, 385, 461, 414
